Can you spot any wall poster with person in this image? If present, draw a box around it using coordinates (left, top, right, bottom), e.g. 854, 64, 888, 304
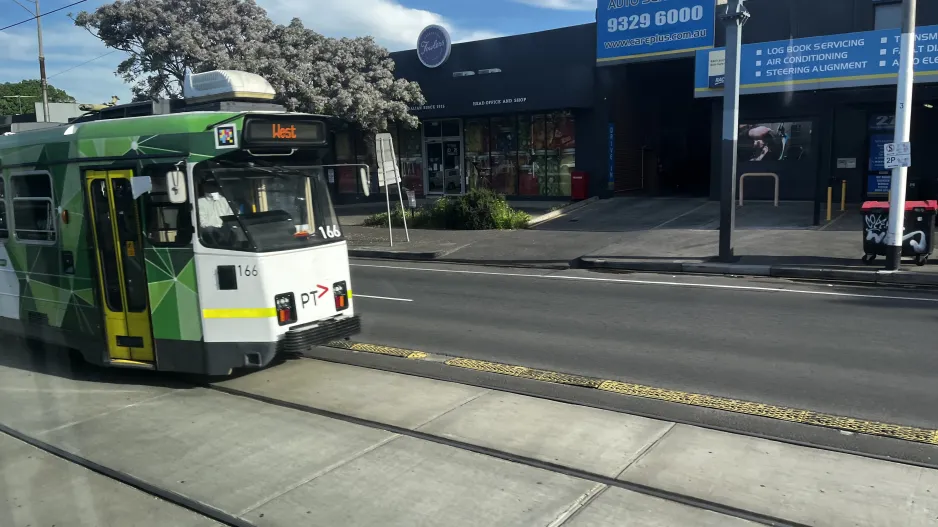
737, 121, 813, 162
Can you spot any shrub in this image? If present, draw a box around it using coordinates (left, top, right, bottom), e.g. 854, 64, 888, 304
362, 189, 530, 230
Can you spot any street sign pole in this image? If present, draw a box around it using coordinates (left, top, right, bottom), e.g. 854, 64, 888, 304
718, 0, 749, 262
884, 0, 917, 271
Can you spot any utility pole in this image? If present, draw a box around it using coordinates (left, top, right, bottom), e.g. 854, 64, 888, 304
9, 0, 50, 122
34, 0, 50, 122
884, 0, 917, 271
718, 0, 749, 261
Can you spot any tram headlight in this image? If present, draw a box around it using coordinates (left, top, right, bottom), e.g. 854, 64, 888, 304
274, 293, 298, 325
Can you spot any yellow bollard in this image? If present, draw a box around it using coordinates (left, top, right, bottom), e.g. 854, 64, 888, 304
826, 186, 832, 221
840, 180, 846, 211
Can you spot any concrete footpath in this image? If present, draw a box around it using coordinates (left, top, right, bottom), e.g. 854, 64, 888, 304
2, 345, 937, 526
340, 197, 938, 286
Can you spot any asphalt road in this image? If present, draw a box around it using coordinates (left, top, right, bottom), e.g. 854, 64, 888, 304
349, 260, 938, 430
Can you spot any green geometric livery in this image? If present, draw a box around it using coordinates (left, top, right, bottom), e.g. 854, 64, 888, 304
145, 247, 202, 341
0, 112, 238, 358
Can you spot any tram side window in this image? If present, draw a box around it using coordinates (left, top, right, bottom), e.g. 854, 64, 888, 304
144, 167, 192, 247
11, 172, 55, 243
0, 177, 8, 239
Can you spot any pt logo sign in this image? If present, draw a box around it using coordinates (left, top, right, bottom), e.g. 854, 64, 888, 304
417, 25, 451, 68
300, 285, 330, 308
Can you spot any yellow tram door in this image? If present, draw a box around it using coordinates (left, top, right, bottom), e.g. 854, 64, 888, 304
85, 170, 155, 367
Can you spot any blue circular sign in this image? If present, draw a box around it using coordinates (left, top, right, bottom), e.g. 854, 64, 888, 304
417, 25, 451, 69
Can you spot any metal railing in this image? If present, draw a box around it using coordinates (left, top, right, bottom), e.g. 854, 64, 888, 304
738, 172, 779, 207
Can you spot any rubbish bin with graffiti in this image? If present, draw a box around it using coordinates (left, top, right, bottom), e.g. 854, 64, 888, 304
861, 200, 937, 266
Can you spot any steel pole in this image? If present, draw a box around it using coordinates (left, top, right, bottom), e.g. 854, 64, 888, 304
884, 0, 917, 271
718, 0, 749, 261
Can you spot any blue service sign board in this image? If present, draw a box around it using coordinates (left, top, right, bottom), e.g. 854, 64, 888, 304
696, 25, 938, 97
597, 0, 715, 65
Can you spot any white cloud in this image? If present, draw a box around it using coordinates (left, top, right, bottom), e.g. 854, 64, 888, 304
0, 31, 37, 62
258, 0, 501, 50
513, 0, 594, 10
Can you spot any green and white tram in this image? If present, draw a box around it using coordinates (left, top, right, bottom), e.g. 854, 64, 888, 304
0, 70, 361, 375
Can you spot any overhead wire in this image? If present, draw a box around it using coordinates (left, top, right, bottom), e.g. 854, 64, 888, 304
48, 50, 118, 78
0, 0, 88, 32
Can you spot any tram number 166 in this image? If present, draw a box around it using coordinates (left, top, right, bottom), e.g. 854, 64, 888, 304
237, 265, 258, 277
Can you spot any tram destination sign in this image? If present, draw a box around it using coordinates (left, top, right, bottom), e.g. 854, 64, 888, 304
243, 117, 327, 147
695, 24, 938, 97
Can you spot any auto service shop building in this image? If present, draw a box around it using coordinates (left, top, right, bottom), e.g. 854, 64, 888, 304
334, 0, 938, 209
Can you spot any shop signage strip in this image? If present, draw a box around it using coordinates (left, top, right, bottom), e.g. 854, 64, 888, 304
597, 0, 716, 65
695, 24, 938, 97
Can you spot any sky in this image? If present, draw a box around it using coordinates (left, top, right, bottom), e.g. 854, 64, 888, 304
0, 0, 595, 106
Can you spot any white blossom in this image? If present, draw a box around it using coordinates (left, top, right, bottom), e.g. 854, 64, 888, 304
74, 1, 425, 130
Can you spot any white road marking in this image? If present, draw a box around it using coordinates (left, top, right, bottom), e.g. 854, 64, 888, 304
350, 263, 938, 304
354, 294, 413, 302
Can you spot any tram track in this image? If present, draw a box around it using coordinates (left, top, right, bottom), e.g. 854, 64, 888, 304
1, 353, 807, 527
204, 366, 809, 527
0, 420, 255, 527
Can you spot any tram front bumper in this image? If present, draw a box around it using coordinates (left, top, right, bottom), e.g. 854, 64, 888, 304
277, 314, 362, 354
158, 315, 361, 376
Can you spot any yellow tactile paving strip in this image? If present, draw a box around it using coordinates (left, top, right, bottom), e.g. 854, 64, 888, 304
326, 341, 938, 446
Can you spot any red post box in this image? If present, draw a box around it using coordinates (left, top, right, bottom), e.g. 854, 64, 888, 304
571, 170, 588, 200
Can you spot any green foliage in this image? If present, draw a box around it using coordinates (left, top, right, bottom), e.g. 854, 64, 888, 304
363, 189, 530, 230
0, 80, 76, 115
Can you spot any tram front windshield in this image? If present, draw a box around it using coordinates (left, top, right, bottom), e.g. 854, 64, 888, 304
194, 160, 342, 253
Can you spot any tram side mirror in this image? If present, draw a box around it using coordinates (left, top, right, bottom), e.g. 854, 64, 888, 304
167, 169, 188, 204
359, 167, 370, 197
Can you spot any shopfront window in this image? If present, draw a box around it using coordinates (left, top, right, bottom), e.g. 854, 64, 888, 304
491, 116, 518, 195
526, 113, 575, 197
543, 115, 562, 196
398, 124, 424, 197
553, 112, 576, 197
518, 114, 537, 195
456, 112, 576, 198
464, 119, 490, 191
530, 115, 549, 197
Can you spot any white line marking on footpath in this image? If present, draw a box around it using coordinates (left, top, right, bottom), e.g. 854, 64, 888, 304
651, 201, 711, 229
0, 388, 147, 394
354, 294, 413, 302
351, 263, 938, 304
